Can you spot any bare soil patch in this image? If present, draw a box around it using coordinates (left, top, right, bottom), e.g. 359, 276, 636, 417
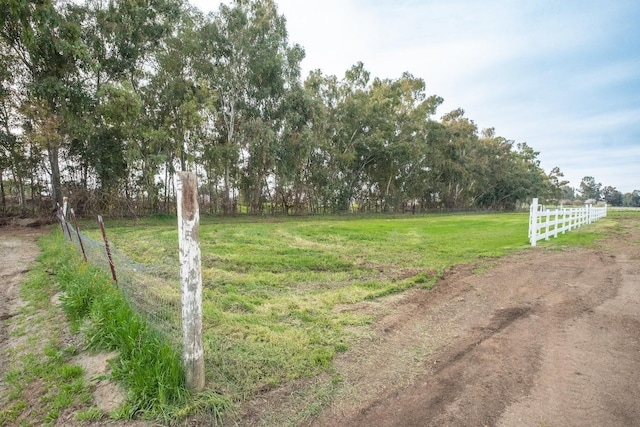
308, 217, 640, 427
0, 226, 43, 393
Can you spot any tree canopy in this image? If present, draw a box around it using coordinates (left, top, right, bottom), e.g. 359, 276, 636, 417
1, 0, 633, 216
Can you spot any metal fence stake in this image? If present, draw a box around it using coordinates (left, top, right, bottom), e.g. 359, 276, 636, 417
70, 208, 87, 262
98, 215, 118, 284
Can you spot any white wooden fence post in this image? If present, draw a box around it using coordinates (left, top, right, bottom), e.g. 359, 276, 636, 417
176, 171, 205, 392
61, 197, 73, 241
530, 198, 539, 246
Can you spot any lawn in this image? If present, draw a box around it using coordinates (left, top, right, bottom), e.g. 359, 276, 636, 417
81, 213, 532, 401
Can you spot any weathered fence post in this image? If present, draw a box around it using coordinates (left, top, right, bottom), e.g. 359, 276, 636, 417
56, 203, 67, 237
62, 196, 69, 219
529, 198, 539, 246
57, 200, 73, 241
176, 171, 205, 392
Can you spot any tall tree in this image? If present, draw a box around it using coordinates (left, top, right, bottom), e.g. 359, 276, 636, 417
601, 185, 622, 206
623, 190, 640, 207
196, 0, 304, 213
436, 109, 478, 208
1, 0, 89, 208
545, 166, 570, 203
579, 176, 602, 201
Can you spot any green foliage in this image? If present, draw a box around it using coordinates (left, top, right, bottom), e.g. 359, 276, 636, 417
1, 0, 604, 217
83, 291, 188, 416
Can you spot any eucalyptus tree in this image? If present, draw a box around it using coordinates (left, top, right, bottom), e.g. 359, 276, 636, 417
560, 185, 576, 201
0, 37, 52, 213
435, 108, 479, 208
0, 37, 20, 212
62, 0, 184, 213
579, 176, 602, 201
508, 142, 547, 207
303, 66, 443, 213
623, 190, 640, 207
544, 166, 569, 203
471, 132, 543, 210
0, 0, 90, 208
272, 76, 312, 213
468, 128, 515, 209
366, 73, 443, 211
469, 128, 548, 209
141, 6, 213, 213
601, 185, 622, 206
302, 69, 341, 212
79, 0, 183, 92
298, 64, 372, 212
196, 0, 304, 213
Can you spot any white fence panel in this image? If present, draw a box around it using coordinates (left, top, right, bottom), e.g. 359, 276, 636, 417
528, 198, 607, 246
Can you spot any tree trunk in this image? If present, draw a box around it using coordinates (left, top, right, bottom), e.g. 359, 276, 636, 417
30, 174, 35, 214
223, 160, 231, 215
253, 172, 263, 214
15, 174, 26, 214
0, 168, 5, 215
48, 144, 62, 209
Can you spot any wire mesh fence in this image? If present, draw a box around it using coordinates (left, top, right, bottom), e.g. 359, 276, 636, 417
56, 207, 182, 349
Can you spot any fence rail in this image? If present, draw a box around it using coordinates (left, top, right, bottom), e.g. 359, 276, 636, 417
528, 198, 607, 246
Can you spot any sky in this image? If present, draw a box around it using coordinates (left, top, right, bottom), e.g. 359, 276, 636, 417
192, 0, 640, 194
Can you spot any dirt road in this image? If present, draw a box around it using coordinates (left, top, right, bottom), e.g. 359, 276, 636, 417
306, 216, 640, 426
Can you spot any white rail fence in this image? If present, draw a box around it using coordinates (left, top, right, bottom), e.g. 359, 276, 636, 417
528, 198, 607, 246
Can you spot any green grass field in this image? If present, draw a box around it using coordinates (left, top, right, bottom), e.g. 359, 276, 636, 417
11, 210, 632, 423
86, 213, 535, 402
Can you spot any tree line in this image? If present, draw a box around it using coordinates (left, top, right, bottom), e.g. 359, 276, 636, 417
575, 176, 639, 208
1, 0, 635, 217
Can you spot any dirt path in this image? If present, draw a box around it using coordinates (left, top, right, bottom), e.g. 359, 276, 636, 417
0, 226, 43, 396
0, 225, 145, 426
305, 216, 640, 426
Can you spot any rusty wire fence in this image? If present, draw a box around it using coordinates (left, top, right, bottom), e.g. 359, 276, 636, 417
55, 206, 182, 349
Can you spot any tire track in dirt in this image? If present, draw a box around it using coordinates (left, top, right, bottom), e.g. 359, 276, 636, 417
309, 219, 639, 427
497, 230, 640, 427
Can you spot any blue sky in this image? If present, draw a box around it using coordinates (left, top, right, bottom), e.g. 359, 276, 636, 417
195, 0, 640, 193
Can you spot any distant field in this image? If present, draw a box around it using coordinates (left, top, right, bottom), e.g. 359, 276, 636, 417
82, 213, 536, 401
